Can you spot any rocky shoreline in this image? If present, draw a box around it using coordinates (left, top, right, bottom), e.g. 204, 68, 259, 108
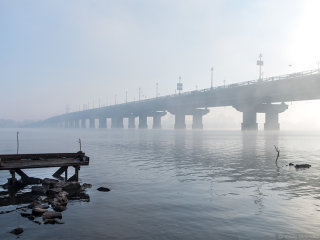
0, 177, 93, 235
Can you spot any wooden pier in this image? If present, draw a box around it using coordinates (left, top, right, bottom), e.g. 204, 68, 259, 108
0, 152, 89, 183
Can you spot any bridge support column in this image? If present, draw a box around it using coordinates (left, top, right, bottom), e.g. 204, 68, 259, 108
265, 112, 279, 130
81, 119, 86, 128
111, 117, 123, 128
89, 118, 95, 128
139, 115, 148, 129
74, 119, 79, 128
99, 117, 107, 128
242, 110, 258, 131
233, 105, 258, 131
69, 120, 75, 128
264, 103, 288, 131
128, 116, 136, 129
234, 103, 288, 131
152, 112, 167, 129
174, 113, 186, 129
192, 109, 209, 129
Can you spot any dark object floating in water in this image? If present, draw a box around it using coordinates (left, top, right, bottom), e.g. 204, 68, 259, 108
295, 164, 311, 169
97, 187, 110, 192
10, 227, 23, 235
289, 163, 294, 166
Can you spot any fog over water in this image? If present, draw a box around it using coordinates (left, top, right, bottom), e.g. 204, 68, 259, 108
1, 129, 320, 239
1, 0, 320, 239
1, 0, 320, 129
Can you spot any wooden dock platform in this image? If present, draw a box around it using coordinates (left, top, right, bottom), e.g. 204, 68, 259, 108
0, 152, 89, 183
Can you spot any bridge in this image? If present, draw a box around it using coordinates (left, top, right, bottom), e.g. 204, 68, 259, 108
39, 69, 320, 131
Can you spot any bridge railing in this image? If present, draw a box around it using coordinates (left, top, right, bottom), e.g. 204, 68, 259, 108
63, 68, 320, 117
177, 68, 320, 97
90, 69, 320, 108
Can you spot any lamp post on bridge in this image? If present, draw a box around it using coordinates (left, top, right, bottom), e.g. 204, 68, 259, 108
139, 88, 141, 101
156, 82, 159, 98
257, 53, 263, 81
177, 76, 183, 95
211, 67, 213, 89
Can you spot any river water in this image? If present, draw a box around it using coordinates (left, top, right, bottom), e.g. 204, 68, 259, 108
0, 128, 320, 239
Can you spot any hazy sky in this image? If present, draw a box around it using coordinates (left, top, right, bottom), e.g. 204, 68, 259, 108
1, 0, 320, 129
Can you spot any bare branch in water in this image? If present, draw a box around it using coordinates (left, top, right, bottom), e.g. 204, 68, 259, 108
78, 138, 82, 152
17, 131, 19, 155
274, 145, 280, 164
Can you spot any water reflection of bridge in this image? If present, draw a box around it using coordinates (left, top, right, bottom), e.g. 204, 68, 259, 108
41, 69, 320, 131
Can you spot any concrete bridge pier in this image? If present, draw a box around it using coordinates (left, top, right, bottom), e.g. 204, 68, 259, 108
242, 110, 258, 131
99, 117, 107, 128
264, 103, 288, 130
128, 116, 136, 128
111, 117, 124, 128
192, 109, 209, 129
81, 119, 86, 128
74, 119, 80, 128
69, 120, 75, 128
233, 105, 258, 130
174, 113, 186, 129
152, 112, 167, 129
139, 115, 148, 129
234, 103, 289, 131
265, 112, 279, 130
89, 118, 95, 128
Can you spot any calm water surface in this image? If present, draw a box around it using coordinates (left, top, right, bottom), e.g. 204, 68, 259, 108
1, 129, 320, 239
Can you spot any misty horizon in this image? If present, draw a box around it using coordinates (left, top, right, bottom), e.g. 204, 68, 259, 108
1, 0, 320, 130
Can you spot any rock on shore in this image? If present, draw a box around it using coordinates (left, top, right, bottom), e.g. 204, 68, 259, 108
10, 227, 23, 235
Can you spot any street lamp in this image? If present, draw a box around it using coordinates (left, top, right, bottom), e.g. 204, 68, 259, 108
156, 82, 159, 98
257, 53, 263, 81
177, 76, 183, 95
210, 67, 213, 89
139, 88, 141, 101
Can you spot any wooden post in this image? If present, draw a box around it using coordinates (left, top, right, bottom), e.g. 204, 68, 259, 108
10, 170, 16, 184
64, 167, 68, 182
75, 166, 79, 181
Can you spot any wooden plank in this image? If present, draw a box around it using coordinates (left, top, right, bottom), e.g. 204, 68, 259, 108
0, 152, 85, 161
0, 157, 89, 170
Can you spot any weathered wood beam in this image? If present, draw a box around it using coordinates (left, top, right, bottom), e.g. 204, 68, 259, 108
52, 166, 68, 179
15, 169, 29, 179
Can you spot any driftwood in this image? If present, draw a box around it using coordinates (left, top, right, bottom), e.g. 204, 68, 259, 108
295, 164, 311, 169
274, 145, 280, 164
